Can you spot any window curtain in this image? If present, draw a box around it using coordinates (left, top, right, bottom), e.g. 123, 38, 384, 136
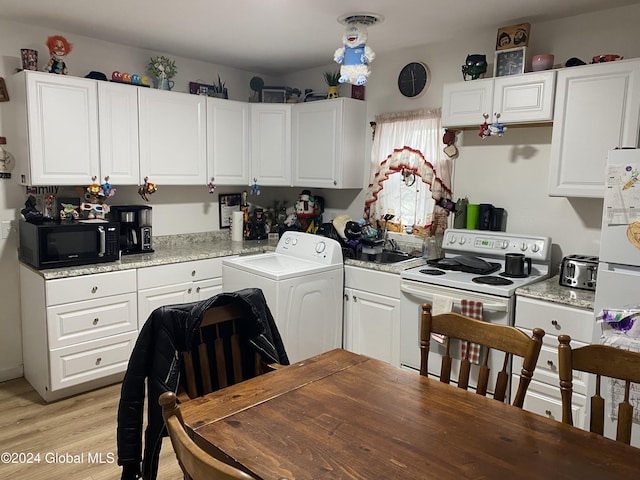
364, 108, 451, 230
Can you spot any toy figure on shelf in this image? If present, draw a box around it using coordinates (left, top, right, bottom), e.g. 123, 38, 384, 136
138, 177, 157, 201
250, 178, 260, 196
208, 177, 216, 194
479, 114, 491, 139
100, 176, 116, 198
44, 35, 72, 75
334, 23, 375, 86
80, 201, 108, 219
60, 202, 79, 220
461, 54, 487, 81
21, 195, 44, 224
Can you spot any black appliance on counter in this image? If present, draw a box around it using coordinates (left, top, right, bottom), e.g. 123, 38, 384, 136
19, 219, 120, 269
109, 205, 153, 255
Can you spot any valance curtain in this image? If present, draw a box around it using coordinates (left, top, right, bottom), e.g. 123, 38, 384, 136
364, 108, 451, 230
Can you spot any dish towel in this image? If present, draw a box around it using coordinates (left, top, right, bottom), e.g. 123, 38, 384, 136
460, 299, 484, 364
431, 295, 454, 344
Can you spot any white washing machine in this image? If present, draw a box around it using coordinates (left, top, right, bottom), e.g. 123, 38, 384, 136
222, 231, 344, 363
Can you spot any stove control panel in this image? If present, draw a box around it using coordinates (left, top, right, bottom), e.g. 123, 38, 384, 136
443, 229, 551, 261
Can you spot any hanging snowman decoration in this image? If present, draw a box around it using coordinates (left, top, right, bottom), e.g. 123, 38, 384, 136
333, 23, 375, 86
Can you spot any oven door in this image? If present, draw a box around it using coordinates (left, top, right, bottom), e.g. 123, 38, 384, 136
400, 279, 514, 391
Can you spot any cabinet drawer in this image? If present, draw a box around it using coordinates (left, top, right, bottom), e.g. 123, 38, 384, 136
514, 378, 586, 428
49, 331, 136, 391
47, 292, 137, 348
516, 334, 589, 395
516, 296, 594, 343
345, 266, 400, 298
46, 269, 137, 305
137, 257, 225, 289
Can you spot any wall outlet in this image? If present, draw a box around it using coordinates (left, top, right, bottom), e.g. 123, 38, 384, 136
1, 220, 16, 239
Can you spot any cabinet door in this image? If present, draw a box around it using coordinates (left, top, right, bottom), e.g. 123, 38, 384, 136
344, 288, 400, 366
442, 78, 493, 127
137, 282, 193, 328
494, 71, 555, 124
23, 71, 100, 185
208, 98, 250, 185
98, 82, 140, 185
250, 104, 292, 186
549, 59, 640, 197
139, 89, 207, 184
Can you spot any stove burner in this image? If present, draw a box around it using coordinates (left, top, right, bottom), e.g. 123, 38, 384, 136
472, 276, 514, 286
500, 272, 530, 279
419, 268, 446, 276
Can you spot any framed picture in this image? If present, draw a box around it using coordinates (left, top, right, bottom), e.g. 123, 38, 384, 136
494, 47, 527, 77
0, 77, 9, 102
496, 23, 530, 51
262, 87, 286, 103
218, 193, 242, 229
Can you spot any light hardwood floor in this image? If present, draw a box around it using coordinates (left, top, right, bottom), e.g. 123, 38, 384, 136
0, 377, 184, 479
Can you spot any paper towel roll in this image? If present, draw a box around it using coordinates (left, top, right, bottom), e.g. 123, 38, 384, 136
231, 211, 244, 242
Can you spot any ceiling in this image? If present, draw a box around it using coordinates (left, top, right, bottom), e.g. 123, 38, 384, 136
0, 0, 637, 76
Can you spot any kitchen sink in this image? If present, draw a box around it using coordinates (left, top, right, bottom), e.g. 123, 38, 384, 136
361, 250, 416, 264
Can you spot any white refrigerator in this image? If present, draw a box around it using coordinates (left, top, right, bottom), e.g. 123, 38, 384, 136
594, 148, 640, 447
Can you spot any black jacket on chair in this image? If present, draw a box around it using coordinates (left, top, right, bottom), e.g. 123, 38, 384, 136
116, 288, 289, 480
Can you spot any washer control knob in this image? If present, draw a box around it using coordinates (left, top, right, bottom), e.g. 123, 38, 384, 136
315, 241, 326, 254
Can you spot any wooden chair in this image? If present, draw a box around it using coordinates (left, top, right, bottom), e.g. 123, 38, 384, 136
420, 303, 545, 407
179, 302, 281, 401
159, 391, 255, 480
558, 335, 640, 445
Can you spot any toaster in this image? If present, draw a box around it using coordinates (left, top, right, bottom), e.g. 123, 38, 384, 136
559, 255, 598, 290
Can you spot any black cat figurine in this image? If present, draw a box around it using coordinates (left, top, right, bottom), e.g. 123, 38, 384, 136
461, 54, 488, 81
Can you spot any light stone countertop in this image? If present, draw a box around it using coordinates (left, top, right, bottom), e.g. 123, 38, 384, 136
29, 231, 426, 280
516, 275, 595, 311
33, 232, 275, 280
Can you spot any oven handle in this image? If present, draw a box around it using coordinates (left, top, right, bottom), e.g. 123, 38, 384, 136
400, 284, 508, 313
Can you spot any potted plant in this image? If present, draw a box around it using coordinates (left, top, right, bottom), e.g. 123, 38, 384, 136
148, 55, 177, 90
324, 71, 341, 99
212, 74, 227, 98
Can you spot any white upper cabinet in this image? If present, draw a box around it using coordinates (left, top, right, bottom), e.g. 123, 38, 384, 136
548, 59, 640, 197
97, 81, 140, 185
138, 88, 207, 185
442, 71, 556, 127
12, 71, 100, 185
207, 98, 250, 185
293, 97, 366, 189
250, 103, 292, 186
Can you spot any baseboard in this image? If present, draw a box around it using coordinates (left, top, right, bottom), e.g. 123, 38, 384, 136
0, 365, 24, 383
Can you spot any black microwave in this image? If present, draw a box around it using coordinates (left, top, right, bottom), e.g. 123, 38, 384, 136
19, 220, 120, 269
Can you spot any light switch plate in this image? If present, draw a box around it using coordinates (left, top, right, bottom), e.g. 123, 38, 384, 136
1, 220, 15, 239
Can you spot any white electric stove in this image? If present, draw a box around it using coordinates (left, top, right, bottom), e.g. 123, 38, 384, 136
399, 229, 552, 387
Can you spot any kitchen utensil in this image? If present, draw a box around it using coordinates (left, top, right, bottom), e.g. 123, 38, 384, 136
559, 254, 598, 290
504, 253, 532, 277
478, 204, 493, 230
466, 204, 479, 229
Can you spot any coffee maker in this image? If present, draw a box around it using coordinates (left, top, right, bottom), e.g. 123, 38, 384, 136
110, 205, 153, 255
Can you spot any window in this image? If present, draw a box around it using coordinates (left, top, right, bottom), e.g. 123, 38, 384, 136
364, 108, 451, 233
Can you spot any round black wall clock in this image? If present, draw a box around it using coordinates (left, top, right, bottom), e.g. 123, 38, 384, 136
398, 62, 430, 98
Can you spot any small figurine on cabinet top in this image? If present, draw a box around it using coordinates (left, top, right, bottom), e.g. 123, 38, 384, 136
334, 23, 375, 86
44, 35, 72, 75
461, 54, 487, 81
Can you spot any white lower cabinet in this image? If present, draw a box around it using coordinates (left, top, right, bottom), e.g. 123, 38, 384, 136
137, 257, 228, 327
513, 296, 594, 429
343, 266, 400, 366
20, 266, 138, 402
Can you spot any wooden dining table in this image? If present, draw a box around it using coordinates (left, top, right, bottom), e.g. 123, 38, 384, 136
180, 349, 640, 480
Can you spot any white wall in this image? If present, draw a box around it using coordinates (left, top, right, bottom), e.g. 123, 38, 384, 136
282, 4, 640, 269
0, 4, 639, 380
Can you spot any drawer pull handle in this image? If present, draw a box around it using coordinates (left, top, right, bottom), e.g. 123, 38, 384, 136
353, 296, 357, 302
196, 287, 201, 293
344, 294, 349, 301
192, 270, 196, 277
551, 320, 559, 327
188, 288, 192, 294
95, 357, 102, 365
91, 286, 98, 294
547, 360, 555, 369
93, 318, 99, 325
545, 409, 552, 417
